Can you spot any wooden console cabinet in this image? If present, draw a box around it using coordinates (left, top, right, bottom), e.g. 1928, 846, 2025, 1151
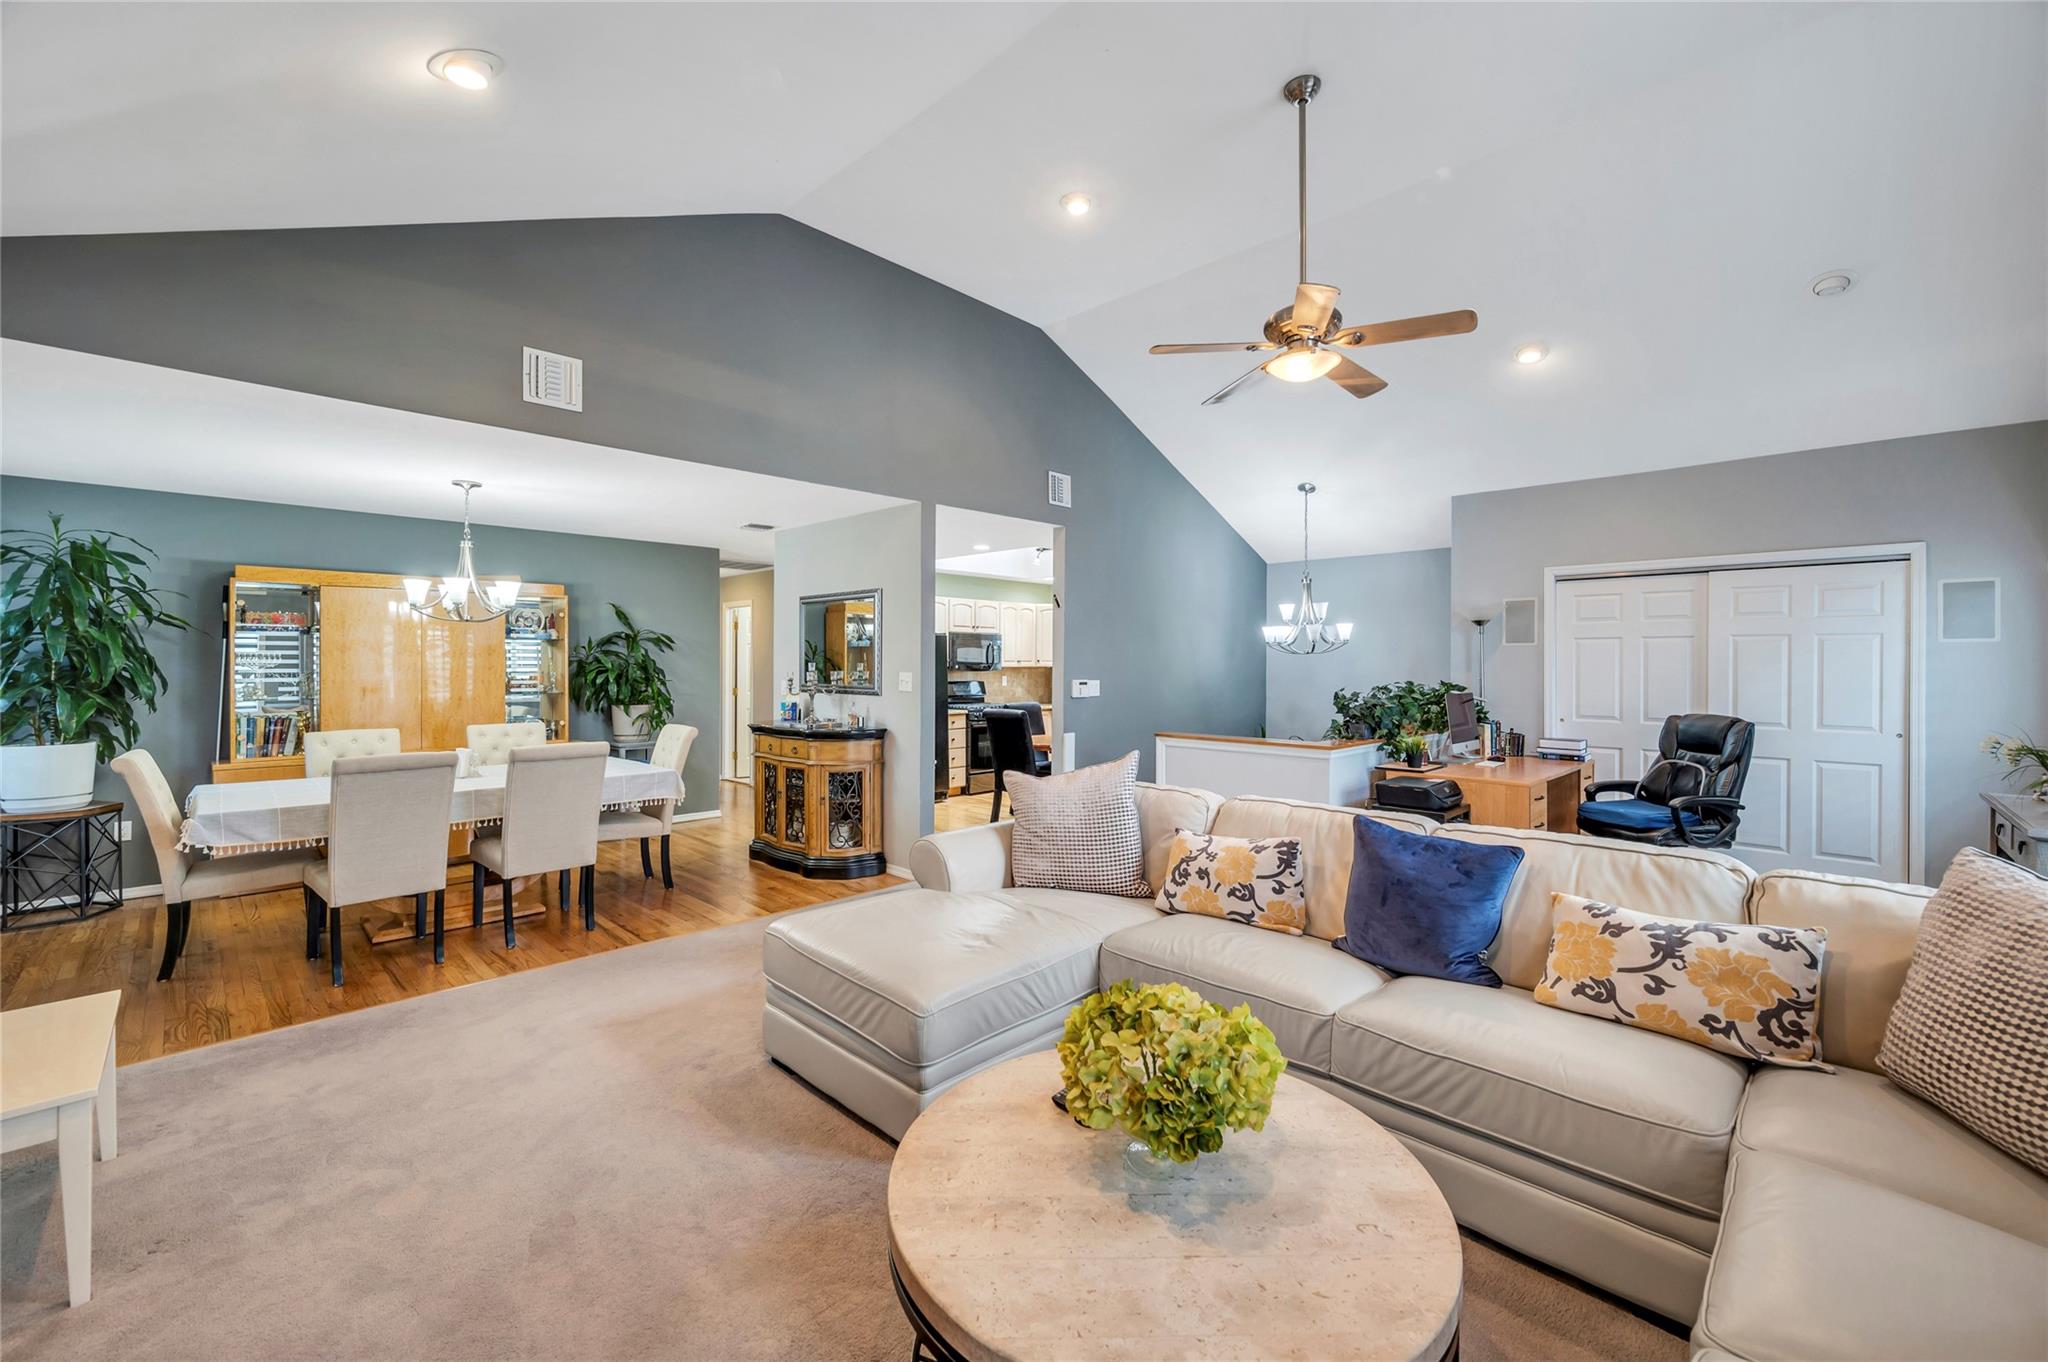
749, 725, 885, 879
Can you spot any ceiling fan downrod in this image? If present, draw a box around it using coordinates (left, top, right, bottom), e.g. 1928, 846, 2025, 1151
1284, 74, 1321, 288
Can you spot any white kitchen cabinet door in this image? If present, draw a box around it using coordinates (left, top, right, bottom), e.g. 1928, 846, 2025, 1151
947, 600, 978, 631
973, 601, 1001, 632
1033, 603, 1055, 666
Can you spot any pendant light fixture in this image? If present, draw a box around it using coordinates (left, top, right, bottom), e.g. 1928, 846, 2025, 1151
1263, 483, 1352, 655
403, 480, 522, 622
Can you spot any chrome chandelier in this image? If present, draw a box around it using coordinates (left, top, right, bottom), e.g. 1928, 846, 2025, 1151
404, 480, 522, 622
1263, 483, 1352, 655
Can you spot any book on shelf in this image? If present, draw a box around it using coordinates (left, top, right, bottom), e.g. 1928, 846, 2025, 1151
236, 709, 304, 759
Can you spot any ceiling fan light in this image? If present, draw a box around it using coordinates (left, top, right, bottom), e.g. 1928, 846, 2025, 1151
1265, 347, 1341, 383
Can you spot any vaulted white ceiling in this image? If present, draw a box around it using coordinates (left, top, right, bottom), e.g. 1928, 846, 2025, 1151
5, 2, 2042, 561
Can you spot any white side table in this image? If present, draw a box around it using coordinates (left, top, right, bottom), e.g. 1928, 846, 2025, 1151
0, 990, 120, 1306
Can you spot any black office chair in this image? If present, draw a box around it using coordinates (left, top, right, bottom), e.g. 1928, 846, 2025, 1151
1009, 701, 1053, 777
985, 707, 1041, 822
1577, 714, 1756, 850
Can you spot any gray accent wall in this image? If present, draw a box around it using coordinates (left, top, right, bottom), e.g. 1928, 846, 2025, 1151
1451, 422, 2048, 878
1264, 549, 1454, 741
0, 475, 721, 890
0, 214, 1268, 779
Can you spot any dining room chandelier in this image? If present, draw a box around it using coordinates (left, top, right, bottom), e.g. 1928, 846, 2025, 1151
1263, 483, 1352, 655
403, 480, 522, 622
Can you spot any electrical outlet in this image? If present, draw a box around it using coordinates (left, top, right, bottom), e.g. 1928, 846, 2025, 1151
898, 671, 914, 692
120, 819, 132, 842
1071, 679, 1101, 698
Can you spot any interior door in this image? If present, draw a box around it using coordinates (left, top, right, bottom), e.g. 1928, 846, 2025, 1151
1707, 562, 1908, 880
723, 603, 754, 780
1551, 574, 1707, 786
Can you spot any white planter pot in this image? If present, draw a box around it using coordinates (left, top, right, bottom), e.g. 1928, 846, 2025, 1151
0, 742, 98, 813
610, 705, 652, 741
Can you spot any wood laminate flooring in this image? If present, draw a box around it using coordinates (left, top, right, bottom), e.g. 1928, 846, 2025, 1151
0, 780, 900, 1065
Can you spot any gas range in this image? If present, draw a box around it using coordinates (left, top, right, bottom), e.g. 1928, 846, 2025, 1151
945, 679, 989, 720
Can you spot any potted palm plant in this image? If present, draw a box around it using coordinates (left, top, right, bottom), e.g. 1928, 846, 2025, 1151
569, 604, 677, 741
1, 515, 191, 811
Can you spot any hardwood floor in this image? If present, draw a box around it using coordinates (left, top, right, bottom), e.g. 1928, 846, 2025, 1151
0, 781, 900, 1065
933, 791, 1001, 831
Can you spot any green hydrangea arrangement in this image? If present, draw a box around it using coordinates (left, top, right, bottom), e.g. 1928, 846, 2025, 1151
1057, 979, 1288, 1163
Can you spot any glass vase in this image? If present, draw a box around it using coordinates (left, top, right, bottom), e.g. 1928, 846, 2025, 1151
1123, 1139, 1182, 1181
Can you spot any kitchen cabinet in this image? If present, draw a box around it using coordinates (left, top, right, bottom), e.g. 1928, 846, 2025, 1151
935, 594, 1057, 668
972, 601, 1001, 632
947, 711, 968, 795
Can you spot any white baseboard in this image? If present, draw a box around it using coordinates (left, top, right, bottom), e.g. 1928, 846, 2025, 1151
674, 809, 720, 825
886, 864, 913, 880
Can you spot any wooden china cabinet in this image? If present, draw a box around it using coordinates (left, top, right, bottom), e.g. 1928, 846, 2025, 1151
748, 725, 885, 879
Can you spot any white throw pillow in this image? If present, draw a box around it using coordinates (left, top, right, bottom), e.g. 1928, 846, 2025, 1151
1005, 752, 1148, 898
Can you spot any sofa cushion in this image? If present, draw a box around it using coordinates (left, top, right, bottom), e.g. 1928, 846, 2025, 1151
1097, 913, 1386, 1074
1433, 825, 1754, 991
1208, 795, 1438, 941
1137, 782, 1228, 890
1009, 752, 1149, 897
1743, 868, 1930, 1074
1735, 1066, 2048, 1247
1695, 1150, 2048, 1362
1332, 976, 1748, 1215
1878, 848, 2048, 1175
762, 888, 1144, 1074
1156, 831, 1307, 934
1337, 817, 1522, 986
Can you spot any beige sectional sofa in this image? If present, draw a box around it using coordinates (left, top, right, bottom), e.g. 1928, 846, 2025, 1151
761, 784, 2048, 1358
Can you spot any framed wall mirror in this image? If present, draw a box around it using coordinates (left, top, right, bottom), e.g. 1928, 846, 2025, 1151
798, 588, 882, 694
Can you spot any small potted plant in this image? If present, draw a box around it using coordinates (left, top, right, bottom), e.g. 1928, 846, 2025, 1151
1, 516, 191, 810
1983, 732, 2048, 802
569, 604, 677, 741
1391, 729, 1432, 769
1058, 979, 1287, 1176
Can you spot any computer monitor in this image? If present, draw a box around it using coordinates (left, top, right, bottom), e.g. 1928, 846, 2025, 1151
1445, 690, 1481, 754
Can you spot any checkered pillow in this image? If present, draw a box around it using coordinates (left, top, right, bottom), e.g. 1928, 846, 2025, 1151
1878, 849, 2048, 1175
1005, 752, 1148, 898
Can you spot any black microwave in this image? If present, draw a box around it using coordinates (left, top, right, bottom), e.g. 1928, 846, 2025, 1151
946, 630, 1002, 670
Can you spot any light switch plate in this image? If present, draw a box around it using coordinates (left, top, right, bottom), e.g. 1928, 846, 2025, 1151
1071, 679, 1101, 698
898, 672, 914, 692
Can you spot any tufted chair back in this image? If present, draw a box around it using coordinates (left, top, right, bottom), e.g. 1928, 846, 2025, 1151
1638, 714, 1756, 805
466, 722, 547, 767
325, 752, 459, 906
494, 742, 608, 878
110, 748, 193, 903
303, 728, 402, 778
645, 723, 699, 830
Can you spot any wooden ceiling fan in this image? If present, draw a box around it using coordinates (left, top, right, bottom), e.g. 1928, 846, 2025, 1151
1149, 74, 1477, 406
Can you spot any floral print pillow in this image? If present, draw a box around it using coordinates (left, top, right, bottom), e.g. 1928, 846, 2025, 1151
1534, 893, 1829, 1068
1156, 832, 1307, 935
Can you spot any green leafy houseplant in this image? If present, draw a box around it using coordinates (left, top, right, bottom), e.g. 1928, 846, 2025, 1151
568, 604, 677, 737
1326, 680, 1490, 743
1983, 732, 2048, 801
1058, 979, 1288, 1164
1, 515, 191, 762
1389, 729, 1431, 765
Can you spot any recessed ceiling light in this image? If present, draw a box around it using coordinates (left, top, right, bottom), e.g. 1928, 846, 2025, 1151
1059, 192, 1092, 218
427, 49, 501, 91
1809, 270, 1857, 298
1513, 342, 1549, 366
972, 543, 992, 552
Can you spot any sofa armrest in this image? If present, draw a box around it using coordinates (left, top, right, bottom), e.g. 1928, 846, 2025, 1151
909, 821, 1015, 892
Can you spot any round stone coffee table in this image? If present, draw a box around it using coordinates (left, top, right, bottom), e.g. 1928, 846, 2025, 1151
887, 1049, 1463, 1362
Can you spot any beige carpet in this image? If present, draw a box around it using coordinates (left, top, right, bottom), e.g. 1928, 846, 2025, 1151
3, 917, 1686, 1361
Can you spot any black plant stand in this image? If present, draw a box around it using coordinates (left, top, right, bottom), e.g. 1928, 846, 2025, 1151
1, 801, 124, 929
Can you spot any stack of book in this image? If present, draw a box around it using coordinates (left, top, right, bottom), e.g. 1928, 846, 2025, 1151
236, 710, 304, 759
1537, 736, 1590, 762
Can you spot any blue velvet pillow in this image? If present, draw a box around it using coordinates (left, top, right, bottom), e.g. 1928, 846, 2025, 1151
1334, 818, 1525, 987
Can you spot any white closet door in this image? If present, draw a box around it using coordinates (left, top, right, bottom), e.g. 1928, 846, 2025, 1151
1707, 562, 1907, 880
1552, 574, 1707, 786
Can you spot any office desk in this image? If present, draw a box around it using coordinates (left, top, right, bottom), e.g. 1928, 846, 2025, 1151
1373, 757, 1593, 833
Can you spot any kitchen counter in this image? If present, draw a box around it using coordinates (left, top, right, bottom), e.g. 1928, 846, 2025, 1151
1154, 732, 1384, 807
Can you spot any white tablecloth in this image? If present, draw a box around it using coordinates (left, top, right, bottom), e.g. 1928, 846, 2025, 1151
179, 758, 681, 854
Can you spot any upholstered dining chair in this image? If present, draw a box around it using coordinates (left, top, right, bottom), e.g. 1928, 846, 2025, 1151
465, 722, 548, 767
111, 749, 323, 982
303, 751, 460, 987
596, 722, 697, 889
301, 727, 401, 778
984, 708, 1041, 822
468, 742, 608, 946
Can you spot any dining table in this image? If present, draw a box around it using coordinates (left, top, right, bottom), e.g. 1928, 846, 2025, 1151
179, 757, 681, 943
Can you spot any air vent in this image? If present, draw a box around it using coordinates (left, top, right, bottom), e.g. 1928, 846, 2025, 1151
1047, 470, 1072, 508
740, 522, 777, 532
1502, 597, 1538, 646
522, 347, 583, 411
721, 560, 773, 574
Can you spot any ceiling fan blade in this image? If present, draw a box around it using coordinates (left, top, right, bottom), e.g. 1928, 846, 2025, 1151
1291, 283, 1340, 336
1328, 309, 1478, 348
1325, 355, 1388, 399
1200, 360, 1270, 406
1148, 341, 1279, 355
